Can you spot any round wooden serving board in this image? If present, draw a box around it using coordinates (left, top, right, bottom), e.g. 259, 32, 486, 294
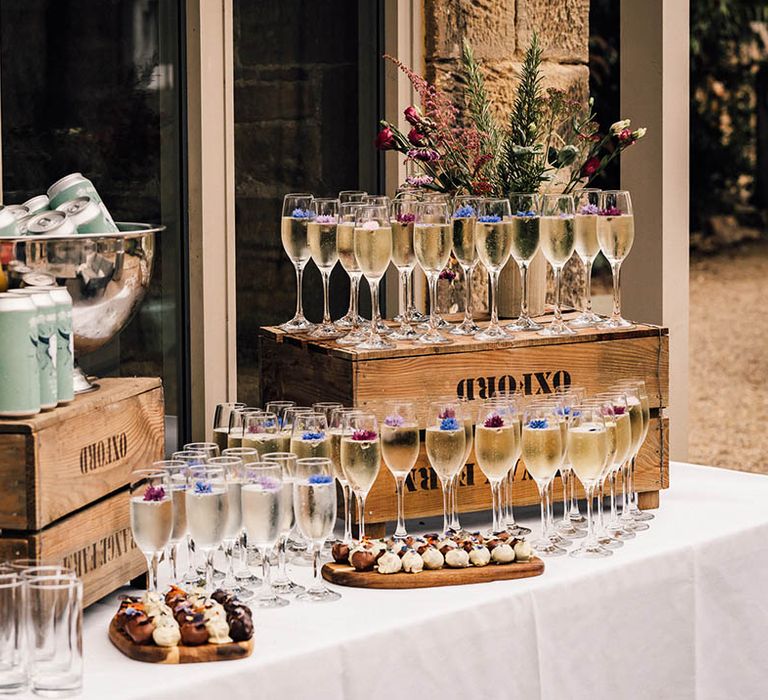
108, 619, 253, 664
322, 557, 544, 589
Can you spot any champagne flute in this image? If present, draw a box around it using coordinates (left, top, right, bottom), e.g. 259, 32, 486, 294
281, 406, 314, 449
389, 198, 419, 340
413, 201, 453, 344
130, 469, 173, 592
506, 193, 543, 332
475, 400, 521, 535
265, 400, 295, 424
539, 193, 576, 336
313, 402, 344, 423
155, 459, 189, 584
381, 401, 420, 539
242, 463, 289, 608
227, 406, 261, 449
425, 400, 466, 536
329, 408, 363, 544
293, 457, 341, 602
186, 465, 229, 591
598, 190, 635, 329
450, 196, 481, 335
183, 442, 220, 460
336, 202, 368, 344
212, 402, 245, 453
280, 193, 315, 332
261, 452, 305, 596
568, 188, 603, 328
522, 404, 567, 557
475, 198, 513, 341
354, 205, 394, 350
553, 386, 587, 539
340, 413, 381, 540
308, 198, 345, 339
242, 411, 284, 456
172, 450, 209, 584
448, 397, 474, 534
290, 412, 331, 460
567, 404, 611, 558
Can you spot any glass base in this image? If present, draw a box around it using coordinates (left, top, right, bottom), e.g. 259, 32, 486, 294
606, 522, 636, 540
556, 520, 586, 539
475, 324, 509, 342
570, 542, 612, 558
253, 593, 290, 608
408, 308, 427, 323
418, 328, 452, 345
357, 333, 396, 350
506, 524, 532, 537
272, 578, 306, 595
337, 328, 369, 346
597, 534, 624, 549
336, 312, 366, 328
531, 539, 568, 557
390, 325, 419, 341
549, 532, 572, 547
599, 316, 635, 330
569, 512, 587, 526
309, 322, 345, 340
631, 506, 654, 521
450, 318, 480, 335
568, 310, 603, 328
30, 684, 82, 698
280, 314, 315, 332
539, 321, 576, 337
296, 586, 341, 603
623, 518, 650, 532
434, 315, 452, 330
374, 319, 393, 335
181, 570, 204, 586
506, 315, 543, 332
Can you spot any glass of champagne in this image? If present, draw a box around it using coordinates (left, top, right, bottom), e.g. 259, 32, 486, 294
265, 400, 295, 423
329, 408, 363, 544
450, 196, 481, 335
336, 202, 368, 344
261, 452, 305, 595
448, 397, 474, 534
172, 450, 209, 584
308, 198, 345, 339
413, 201, 453, 344
183, 442, 219, 459
522, 404, 567, 557
293, 458, 340, 602
130, 469, 173, 592
567, 404, 611, 558
290, 412, 331, 460
506, 193, 543, 332
186, 465, 229, 591
569, 188, 603, 328
354, 204, 394, 349
475, 198, 513, 341
241, 463, 289, 608
340, 413, 381, 540
381, 401, 420, 539
475, 400, 521, 535
242, 411, 283, 456
280, 193, 315, 332
313, 402, 344, 422
212, 402, 245, 453
425, 400, 466, 536
553, 386, 587, 539
227, 406, 258, 449
539, 193, 576, 336
155, 459, 188, 584
389, 198, 419, 340
598, 190, 635, 329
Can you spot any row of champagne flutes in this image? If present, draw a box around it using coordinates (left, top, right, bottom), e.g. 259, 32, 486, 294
279, 189, 636, 347
0, 561, 82, 697
129, 450, 341, 608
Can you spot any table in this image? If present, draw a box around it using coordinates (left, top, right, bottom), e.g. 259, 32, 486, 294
71, 462, 768, 700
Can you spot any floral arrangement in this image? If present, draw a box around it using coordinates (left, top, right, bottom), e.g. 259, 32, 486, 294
375, 33, 646, 197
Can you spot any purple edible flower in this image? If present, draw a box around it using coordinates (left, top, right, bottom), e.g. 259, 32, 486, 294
439, 268, 456, 281
143, 485, 166, 502
453, 205, 475, 218
292, 208, 313, 219
308, 474, 334, 485
254, 475, 281, 492
315, 214, 336, 224
579, 203, 599, 215
302, 431, 325, 441
439, 408, 456, 420
194, 480, 213, 494
612, 405, 626, 415
528, 419, 549, 429
396, 213, 416, 224
599, 207, 623, 217
440, 416, 459, 431
478, 215, 501, 223
351, 429, 378, 441
407, 148, 440, 162
484, 414, 504, 428
384, 414, 405, 428
405, 175, 433, 187
515, 210, 537, 217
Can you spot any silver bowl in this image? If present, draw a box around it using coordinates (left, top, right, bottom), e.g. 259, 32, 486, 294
0, 223, 163, 392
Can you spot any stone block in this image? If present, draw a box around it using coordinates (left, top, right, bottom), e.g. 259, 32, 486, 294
516, 0, 589, 63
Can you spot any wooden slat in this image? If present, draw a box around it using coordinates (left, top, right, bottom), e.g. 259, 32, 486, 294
0, 434, 32, 529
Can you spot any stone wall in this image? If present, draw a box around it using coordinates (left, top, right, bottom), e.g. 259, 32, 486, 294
423, 0, 590, 311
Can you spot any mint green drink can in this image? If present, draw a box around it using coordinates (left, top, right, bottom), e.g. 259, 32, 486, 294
47, 173, 115, 227
0, 293, 40, 417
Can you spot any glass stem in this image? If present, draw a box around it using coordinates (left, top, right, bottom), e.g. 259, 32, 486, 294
276, 536, 288, 581
351, 274, 361, 325
560, 470, 570, 523
553, 266, 563, 324
440, 478, 451, 535
609, 472, 618, 524
261, 547, 272, 596
584, 257, 594, 313
463, 264, 474, 323
146, 554, 158, 592
450, 473, 459, 530
342, 483, 353, 543
205, 550, 215, 591
312, 543, 322, 591
321, 271, 331, 324
596, 483, 605, 530
370, 280, 381, 338
406, 269, 414, 316
394, 476, 407, 538
224, 541, 236, 586
585, 484, 596, 546
611, 261, 622, 321
398, 270, 407, 319
356, 492, 365, 539
491, 480, 503, 534
295, 264, 305, 319
489, 269, 500, 327
629, 456, 637, 508
428, 273, 439, 332
169, 543, 178, 583
538, 480, 549, 540
569, 472, 579, 517
520, 262, 530, 319
186, 535, 195, 576
505, 469, 517, 527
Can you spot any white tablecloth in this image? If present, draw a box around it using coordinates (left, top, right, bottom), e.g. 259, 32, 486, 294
65, 462, 768, 700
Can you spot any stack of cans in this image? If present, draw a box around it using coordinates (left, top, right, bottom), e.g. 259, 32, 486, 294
0, 286, 74, 417
0, 173, 117, 237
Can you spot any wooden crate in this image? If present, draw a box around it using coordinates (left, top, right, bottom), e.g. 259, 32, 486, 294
259, 311, 669, 528
0, 377, 164, 530
0, 488, 145, 607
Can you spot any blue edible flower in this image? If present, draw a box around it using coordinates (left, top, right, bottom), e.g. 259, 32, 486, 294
194, 480, 213, 494
292, 208, 313, 219
440, 417, 459, 431
478, 215, 501, 223
528, 419, 549, 429
263, 418, 276, 428
453, 205, 475, 218
308, 474, 334, 485
302, 431, 325, 441
516, 210, 537, 217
